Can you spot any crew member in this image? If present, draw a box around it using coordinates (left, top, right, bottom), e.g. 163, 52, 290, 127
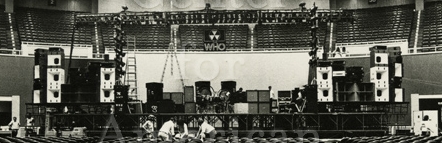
142, 115, 155, 139
25, 113, 34, 137
269, 86, 277, 100
174, 119, 188, 139
8, 117, 20, 137
198, 119, 217, 140
158, 117, 175, 141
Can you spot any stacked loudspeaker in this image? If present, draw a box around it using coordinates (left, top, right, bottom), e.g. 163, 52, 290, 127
184, 86, 196, 113
317, 61, 333, 102
60, 61, 116, 103
388, 47, 404, 102
33, 48, 65, 103
370, 46, 390, 102
145, 82, 176, 113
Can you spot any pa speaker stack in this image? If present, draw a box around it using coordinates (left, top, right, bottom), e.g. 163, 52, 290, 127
33, 49, 48, 103
114, 85, 129, 114
388, 47, 404, 102
46, 48, 66, 103
317, 61, 333, 102
370, 46, 389, 102
183, 86, 196, 113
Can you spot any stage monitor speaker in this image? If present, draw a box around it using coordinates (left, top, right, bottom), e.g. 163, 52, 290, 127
146, 82, 164, 102
184, 86, 195, 103
221, 81, 236, 94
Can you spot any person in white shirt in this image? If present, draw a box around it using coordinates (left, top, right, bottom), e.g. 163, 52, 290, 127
198, 119, 216, 140
8, 117, 20, 137
269, 86, 277, 100
174, 119, 188, 139
25, 113, 34, 137
142, 115, 155, 139
158, 118, 175, 141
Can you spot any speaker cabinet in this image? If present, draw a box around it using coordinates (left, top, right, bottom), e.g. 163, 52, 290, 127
317, 66, 333, 102
370, 46, 388, 67
146, 82, 164, 102
184, 103, 196, 113
100, 68, 115, 103
184, 86, 195, 103
394, 88, 403, 102
33, 90, 40, 103
246, 90, 258, 102
47, 68, 65, 103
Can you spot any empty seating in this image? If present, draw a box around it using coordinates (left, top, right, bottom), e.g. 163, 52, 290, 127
15, 7, 93, 46
335, 5, 414, 44
255, 23, 326, 49
421, 2, 442, 47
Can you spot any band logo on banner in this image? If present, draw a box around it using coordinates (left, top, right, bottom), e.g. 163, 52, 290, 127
204, 29, 226, 51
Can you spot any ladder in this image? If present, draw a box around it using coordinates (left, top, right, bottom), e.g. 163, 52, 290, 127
125, 36, 139, 101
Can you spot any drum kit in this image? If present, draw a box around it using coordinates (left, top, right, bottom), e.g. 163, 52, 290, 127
196, 86, 232, 113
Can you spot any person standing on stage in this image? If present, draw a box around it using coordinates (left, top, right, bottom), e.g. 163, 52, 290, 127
142, 115, 155, 139
8, 117, 20, 137
158, 117, 175, 141
197, 119, 217, 140
25, 113, 34, 137
269, 86, 277, 100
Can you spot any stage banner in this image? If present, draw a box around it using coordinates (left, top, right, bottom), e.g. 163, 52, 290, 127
331, 39, 408, 58
204, 29, 226, 51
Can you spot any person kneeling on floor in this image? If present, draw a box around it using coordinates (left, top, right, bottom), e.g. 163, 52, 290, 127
197, 119, 217, 140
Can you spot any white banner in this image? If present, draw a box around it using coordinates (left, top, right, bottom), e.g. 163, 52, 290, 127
331, 39, 408, 58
